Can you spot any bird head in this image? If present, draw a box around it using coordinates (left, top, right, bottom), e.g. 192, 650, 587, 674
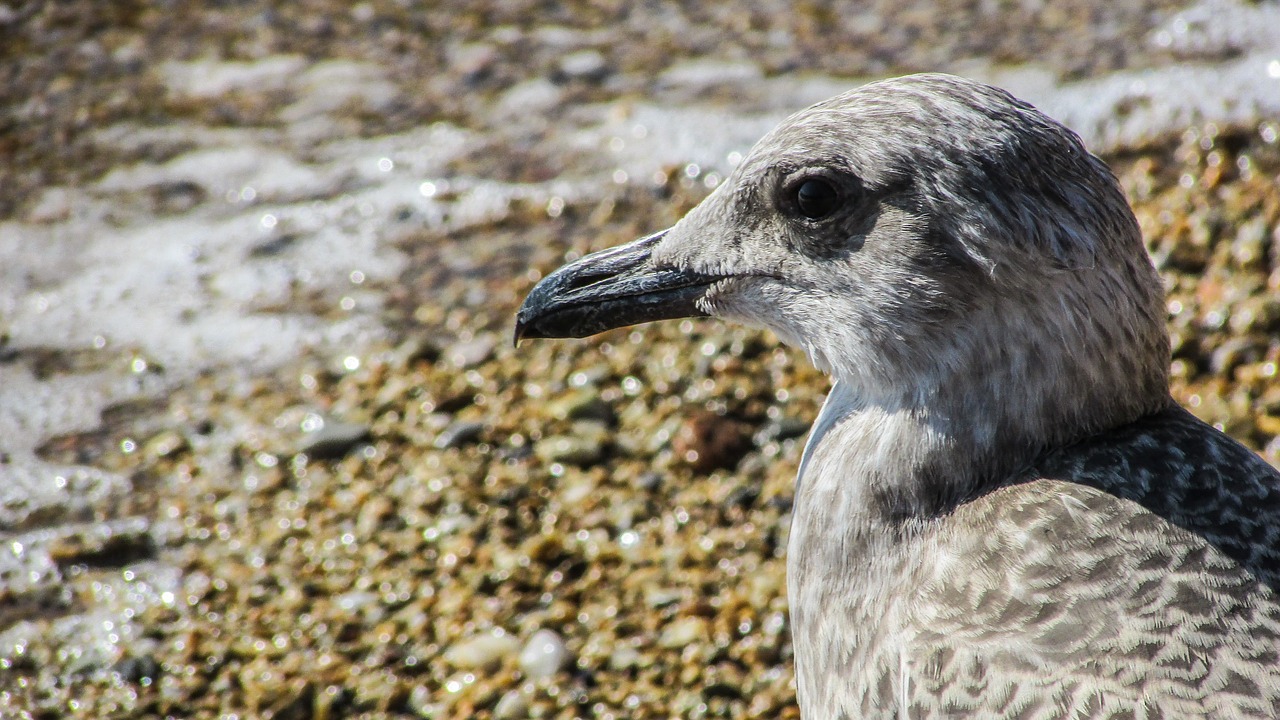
517, 74, 1169, 434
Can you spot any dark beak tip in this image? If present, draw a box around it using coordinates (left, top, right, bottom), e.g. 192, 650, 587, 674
513, 298, 553, 344
513, 315, 531, 347
513, 318, 533, 347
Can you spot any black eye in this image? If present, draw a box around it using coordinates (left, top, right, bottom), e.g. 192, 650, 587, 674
793, 178, 839, 219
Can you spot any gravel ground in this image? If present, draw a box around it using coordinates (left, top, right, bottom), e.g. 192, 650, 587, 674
2, 1, 1279, 719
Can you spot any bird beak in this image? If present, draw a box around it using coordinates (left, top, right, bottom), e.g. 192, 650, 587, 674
515, 230, 719, 342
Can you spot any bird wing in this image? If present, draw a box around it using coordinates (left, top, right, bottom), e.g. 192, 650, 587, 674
900, 408, 1280, 719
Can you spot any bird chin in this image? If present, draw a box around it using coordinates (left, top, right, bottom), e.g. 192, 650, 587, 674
696, 277, 746, 314
702, 276, 796, 333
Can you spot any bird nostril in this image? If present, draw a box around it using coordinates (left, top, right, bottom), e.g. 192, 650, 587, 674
561, 265, 620, 291
552, 230, 670, 293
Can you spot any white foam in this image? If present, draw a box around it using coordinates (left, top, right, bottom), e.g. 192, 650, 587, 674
160, 55, 308, 100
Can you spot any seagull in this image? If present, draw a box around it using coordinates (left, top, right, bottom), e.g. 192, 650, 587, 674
515, 74, 1280, 719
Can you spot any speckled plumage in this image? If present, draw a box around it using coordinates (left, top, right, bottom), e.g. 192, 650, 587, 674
794, 397, 1280, 719
516, 73, 1280, 718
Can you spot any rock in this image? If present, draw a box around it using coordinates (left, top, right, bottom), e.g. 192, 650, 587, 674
145, 429, 189, 459
518, 629, 572, 679
1260, 384, 1280, 415
722, 483, 761, 513
546, 389, 614, 423
241, 664, 314, 718
557, 50, 609, 82
756, 416, 811, 443
1258, 414, 1280, 436
113, 653, 161, 684
392, 337, 442, 366
406, 685, 439, 717
27, 186, 75, 223
493, 690, 529, 719
656, 59, 763, 97
673, 410, 753, 473
357, 495, 395, 537
608, 646, 643, 670
495, 78, 563, 119
442, 629, 519, 671
559, 475, 598, 507
298, 419, 371, 459
433, 421, 485, 449
448, 42, 499, 84
446, 336, 495, 368
535, 421, 608, 465
150, 179, 207, 214
634, 471, 663, 491
1230, 215, 1269, 270
48, 523, 155, 569
160, 55, 307, 100
659, 617, 709, 649
1229, 295, 1280, 334
1209, 337, 1262, 375
334, 590, 381, 617
645, 587, 684, 608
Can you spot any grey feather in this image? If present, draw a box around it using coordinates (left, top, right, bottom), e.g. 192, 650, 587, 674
519, 72, 1280, 718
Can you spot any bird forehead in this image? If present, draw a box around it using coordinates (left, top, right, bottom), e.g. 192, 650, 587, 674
750, 111, 884, 162
734, 123, 892, 190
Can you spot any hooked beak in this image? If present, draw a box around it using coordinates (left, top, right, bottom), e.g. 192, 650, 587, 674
515, 230, 720, 342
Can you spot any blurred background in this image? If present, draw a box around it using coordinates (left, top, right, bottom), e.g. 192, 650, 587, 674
1, 1, 1279, 718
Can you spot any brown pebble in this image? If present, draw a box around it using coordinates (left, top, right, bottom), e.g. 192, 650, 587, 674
673, 410, 753, 473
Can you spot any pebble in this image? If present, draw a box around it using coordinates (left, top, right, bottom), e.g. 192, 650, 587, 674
443, 629, 520, 671
657, 58, 764, 93
608, 646, 643, 670
433, 420, 485, 449
297, 419, 371, 459
406, 686, 439, 717
673, 410, 754, 473
334, 590, 381, 616
634, 471, 663, 491
757, 417, 812, 443
47, 522, 154, 569
518, 629, 572, 679
144, 429, 189, 459
659, 617, 710, 649
493, 689, 530, 720
547, 389, 615, 423
448, 42, 499, 84
495, 78, 564, 118
557, 50, 609, 81
1209, 337, 1261, 375
447, 336, 496, 368
645, 587, 685, 608
1229, 295, 1280, 333
535, 421, 609, 465
112, 654, 161, 684
356, 495, 394, 537
392, 337, 442, 366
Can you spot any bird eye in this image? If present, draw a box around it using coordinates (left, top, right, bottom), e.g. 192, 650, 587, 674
793, 178, 839, 219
